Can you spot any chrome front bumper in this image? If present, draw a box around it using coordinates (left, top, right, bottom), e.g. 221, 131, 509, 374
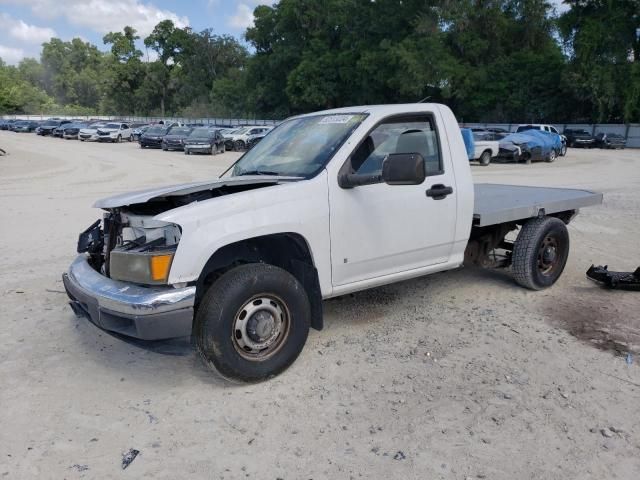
62, 255, 195, 340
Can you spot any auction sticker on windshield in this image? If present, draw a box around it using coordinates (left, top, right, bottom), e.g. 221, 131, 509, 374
319, 115, 354, 124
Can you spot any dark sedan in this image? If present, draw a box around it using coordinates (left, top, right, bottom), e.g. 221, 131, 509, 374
38, 120, 71, 136
62, 122, 90, 140
161, 126, 193, 151
563, 128, 596, 148
595, 132, 626, 149
139, 125, 170, 148
1, 119, 18, 130
183, 128, 225, 155
12, 120, 40, 132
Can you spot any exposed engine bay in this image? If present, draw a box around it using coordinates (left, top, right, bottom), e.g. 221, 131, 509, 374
77, 179, 283, 284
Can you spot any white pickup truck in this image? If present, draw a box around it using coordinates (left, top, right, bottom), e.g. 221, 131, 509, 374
63, 104, 602, 382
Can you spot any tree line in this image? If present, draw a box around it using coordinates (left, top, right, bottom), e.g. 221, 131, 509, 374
0, 0, 638, 123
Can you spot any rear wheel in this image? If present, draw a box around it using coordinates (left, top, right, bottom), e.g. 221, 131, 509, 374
512, 217, 569, 290
195, 264, 310, 382
479, 150, 491, 166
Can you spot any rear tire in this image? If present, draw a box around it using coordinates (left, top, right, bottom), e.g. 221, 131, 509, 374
195, 264, 311, 382
479, 150, 491, 166
512, 217, 569, 290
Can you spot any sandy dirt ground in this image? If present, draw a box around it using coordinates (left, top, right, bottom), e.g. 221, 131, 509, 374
0, 132, 639, 479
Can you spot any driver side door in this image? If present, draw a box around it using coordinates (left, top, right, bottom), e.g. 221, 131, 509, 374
328, 114, 458, 287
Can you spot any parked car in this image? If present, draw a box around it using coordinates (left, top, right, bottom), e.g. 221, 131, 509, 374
63, 103, 603, 382
224, 126, 274, 151
563, 128, 595, 148
0, 119, 13, 130
161, 126, 193, 151
184, 127, 225, 155
469, 130, 501, 166
595, 132, 626, 149
12, 120, 40, 133
516, 124, 567, 156
139, 125, 170, 148
246, 130, 271, 150
131, 124, 150, 141
38, 119, 71, 136
53, 125, 67, 138
63, 122, 90, 140
497, 131, 560, 163
79, 122, 106, 142
97, 122, 133, 143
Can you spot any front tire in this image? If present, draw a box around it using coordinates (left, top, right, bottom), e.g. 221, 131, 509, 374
195, 264, 311, 382
560, 143, 567, 156
512, 217, 569, 290
546, 149, 557, 163
116, 135, 122, 143
234, 140, 245, 151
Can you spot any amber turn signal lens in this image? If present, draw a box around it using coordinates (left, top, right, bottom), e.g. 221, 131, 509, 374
149, 254, 173, 282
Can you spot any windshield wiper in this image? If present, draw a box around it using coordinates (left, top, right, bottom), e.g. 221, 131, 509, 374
237, 170, 281, 176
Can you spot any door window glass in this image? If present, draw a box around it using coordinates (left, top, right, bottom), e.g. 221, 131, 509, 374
351, 116, 441, 177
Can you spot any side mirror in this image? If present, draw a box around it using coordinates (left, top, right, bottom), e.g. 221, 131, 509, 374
382, 153, 426, 185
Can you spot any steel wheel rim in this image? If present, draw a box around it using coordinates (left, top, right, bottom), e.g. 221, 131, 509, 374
232, 294, 290, 361
537, 236, 559, 275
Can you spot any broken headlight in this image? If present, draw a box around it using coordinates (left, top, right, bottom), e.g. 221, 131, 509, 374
108, 212, 181, 285
109, 247, 176, 285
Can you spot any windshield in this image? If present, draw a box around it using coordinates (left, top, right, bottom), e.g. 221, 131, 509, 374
104, 123, 120, 129
43, 121, 60, 127
146, 126, 168, 135
168, 127, 192, 135
227, 113, 366, 178
189, 128, 213, 138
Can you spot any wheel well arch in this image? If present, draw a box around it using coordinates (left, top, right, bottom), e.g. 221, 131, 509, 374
195, 232, 323, 330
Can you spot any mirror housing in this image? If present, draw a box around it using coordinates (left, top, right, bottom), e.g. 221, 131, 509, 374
382, 153, 426, 185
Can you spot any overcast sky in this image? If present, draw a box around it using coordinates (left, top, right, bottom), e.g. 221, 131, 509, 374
0, 0, 569, 65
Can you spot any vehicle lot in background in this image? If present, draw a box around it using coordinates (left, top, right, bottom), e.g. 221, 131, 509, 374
0, 130, 638, 478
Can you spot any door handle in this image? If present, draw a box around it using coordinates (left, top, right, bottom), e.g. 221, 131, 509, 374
426, 184, 453, 200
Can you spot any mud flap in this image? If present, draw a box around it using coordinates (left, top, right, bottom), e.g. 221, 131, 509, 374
586, 265, 640, 291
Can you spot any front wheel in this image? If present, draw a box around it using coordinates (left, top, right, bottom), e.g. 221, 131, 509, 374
560, 143, 567, 156
195, 264, 311, 382
546, 149, 557, 163
116, 135, 122, 143
512, 217, 569, 290
234, 140, 245, 151
128, 134, 133, 142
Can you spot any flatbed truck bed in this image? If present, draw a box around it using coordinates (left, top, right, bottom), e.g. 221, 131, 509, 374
473, 183, 603, 227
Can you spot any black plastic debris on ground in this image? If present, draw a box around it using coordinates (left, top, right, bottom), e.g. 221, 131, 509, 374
586, 265, 640, 291
121, 449, 140, 470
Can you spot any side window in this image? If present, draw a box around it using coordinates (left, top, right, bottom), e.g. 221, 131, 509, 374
122, 124, 129, 129
550, 126, 558, 134
350, 115, 442, 178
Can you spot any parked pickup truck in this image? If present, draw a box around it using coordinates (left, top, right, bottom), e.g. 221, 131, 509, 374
63, 104, 602, 382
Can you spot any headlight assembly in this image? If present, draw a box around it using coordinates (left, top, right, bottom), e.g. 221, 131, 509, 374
110, 248, 176, 285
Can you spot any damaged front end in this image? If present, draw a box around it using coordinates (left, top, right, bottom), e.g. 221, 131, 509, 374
78, 210, 181, 286
64, 209, 194, 340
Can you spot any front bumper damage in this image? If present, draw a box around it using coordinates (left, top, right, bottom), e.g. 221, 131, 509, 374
63, 255, 195, 340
